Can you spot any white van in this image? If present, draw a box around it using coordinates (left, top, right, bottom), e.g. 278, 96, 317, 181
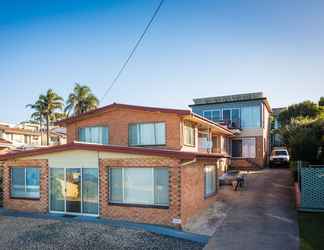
270, 147, 290, 167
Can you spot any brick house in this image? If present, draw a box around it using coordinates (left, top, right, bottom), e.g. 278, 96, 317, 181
0, 103, 233, 227
190, 92, 272, 169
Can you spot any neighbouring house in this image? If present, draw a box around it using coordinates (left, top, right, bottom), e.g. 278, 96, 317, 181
0, 122, 66, 149
0, 138, 13, 155
270, 107, 287, 148
190, 92, 272, 169
0, 103, 234, 227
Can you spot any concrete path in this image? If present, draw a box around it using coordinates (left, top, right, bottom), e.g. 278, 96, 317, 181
205, 169, 299, 250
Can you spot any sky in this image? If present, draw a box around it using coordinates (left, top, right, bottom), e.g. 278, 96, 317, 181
1, 0, 324, 123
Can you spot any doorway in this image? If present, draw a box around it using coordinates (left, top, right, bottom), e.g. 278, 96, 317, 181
49, 167, 99, 216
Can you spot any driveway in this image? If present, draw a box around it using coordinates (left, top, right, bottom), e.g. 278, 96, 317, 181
202, 169, 299, 250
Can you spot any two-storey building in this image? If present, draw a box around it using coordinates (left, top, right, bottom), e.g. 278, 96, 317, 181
190, 92, 272, 169
0, 103, 233, 228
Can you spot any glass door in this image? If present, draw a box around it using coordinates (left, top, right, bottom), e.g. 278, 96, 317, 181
65, 168, 81, 213
50, 168, 98, 215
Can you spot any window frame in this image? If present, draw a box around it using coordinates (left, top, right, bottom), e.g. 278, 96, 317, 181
202, 109, 222, 122
10, 167, 41, 200
128, 122, 166, 147
108, 167, 169, 209
231, 138, 256, 159
183, 121, 196, 147
204, 165, 217, 198
78, 125, 109, 145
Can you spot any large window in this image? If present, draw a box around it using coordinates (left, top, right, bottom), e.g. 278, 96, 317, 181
129, 122, 166, 146
241, 106, 261, 128
109, 168, 169, 206
203, 110, 221, 122
11, 167, 40, 199
184, 121, 195, 146
204, 165, 216, 197
79, 126, 109, 144
231, 138, 256, 158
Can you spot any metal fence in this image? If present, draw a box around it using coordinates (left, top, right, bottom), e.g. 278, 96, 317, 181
298, 161, 324, 212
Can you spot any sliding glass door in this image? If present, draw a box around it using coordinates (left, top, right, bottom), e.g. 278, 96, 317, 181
50, 168, 98, 215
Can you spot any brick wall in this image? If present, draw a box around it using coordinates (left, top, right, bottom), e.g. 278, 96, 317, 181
99, 157, 182, 227
231, 136, 265, 169
181, 159, 218, 224
66, 108, 182, 150
2, 159, 48, 212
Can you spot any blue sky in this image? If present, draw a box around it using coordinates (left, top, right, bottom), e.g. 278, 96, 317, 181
1, 0, 324, 123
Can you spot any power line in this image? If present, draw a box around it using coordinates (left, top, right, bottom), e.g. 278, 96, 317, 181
101, 0, 165, 102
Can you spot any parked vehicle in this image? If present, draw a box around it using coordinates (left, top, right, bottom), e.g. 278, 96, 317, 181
270, 147, 290, 167
219, 170, 241, 185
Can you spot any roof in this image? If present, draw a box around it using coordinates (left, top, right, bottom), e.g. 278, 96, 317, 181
54, 102, 234, 135
190, 92, 272, 112
0, 141, 227, 161
0, 138, 12, 144
56, 103, 191, 126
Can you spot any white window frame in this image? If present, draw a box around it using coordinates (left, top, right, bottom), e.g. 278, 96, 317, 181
183, 122, 196, 147
204, 165, 217, 198
128, 122, 166, 146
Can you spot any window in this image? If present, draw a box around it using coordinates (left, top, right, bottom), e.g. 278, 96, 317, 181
79, 126, 109, 144
183, 121, 195, 146
109, 168, 169, 206
129, 122, 166, 146
241, 106, 261, 128
203, 110, 221, 122
223, 109, 240, 128
11, 167, 40, 198
231, 138, 256, 158
204, 165, 216, 197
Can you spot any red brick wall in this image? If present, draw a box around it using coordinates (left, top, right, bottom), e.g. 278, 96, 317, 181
181, 159, 218, 225
2, 159, 48, 212
99, 157, 182, 227
231, 136, 265, 169
66, 108, 182, 150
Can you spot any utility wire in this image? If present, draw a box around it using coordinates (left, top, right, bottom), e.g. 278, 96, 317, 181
101, 0, 165, 102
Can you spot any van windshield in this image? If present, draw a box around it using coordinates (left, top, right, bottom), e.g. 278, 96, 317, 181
272, 150, 288, 156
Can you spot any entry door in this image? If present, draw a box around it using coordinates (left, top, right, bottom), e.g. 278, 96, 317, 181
65, 168, 81, 213
50, 168, 99, 215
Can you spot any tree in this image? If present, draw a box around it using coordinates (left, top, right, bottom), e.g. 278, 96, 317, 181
278, 100, 320, 126
65, 83, 99, 116
319, 97, 324, 107
27, 89, 64, 145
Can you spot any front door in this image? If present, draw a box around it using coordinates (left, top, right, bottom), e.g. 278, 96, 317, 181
49, 168, 98, 215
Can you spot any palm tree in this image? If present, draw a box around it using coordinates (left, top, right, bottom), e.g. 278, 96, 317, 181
65, 83, 99, 116
26, 102, 45, 145
27, 89, 64, 145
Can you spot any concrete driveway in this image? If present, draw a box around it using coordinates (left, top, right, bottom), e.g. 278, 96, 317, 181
203, 169, 299, 250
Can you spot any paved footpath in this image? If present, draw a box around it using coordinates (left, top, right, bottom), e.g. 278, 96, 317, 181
205, 169, 299, 250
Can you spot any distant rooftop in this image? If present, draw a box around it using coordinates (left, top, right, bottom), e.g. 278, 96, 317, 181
190, 92, 271, 112
272, 107, 287, 116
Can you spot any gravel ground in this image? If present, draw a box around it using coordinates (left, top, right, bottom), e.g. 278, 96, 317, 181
0, 215, 204, 250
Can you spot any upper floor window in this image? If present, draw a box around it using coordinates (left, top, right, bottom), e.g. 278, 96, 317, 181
223, 109, 240, 128
11, 167, 40, 199
183, 121, 195, 147
241, 106, 261, 128
79, 126, 109, 145
129, 122, 166, 146
203, 110, 221, 122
